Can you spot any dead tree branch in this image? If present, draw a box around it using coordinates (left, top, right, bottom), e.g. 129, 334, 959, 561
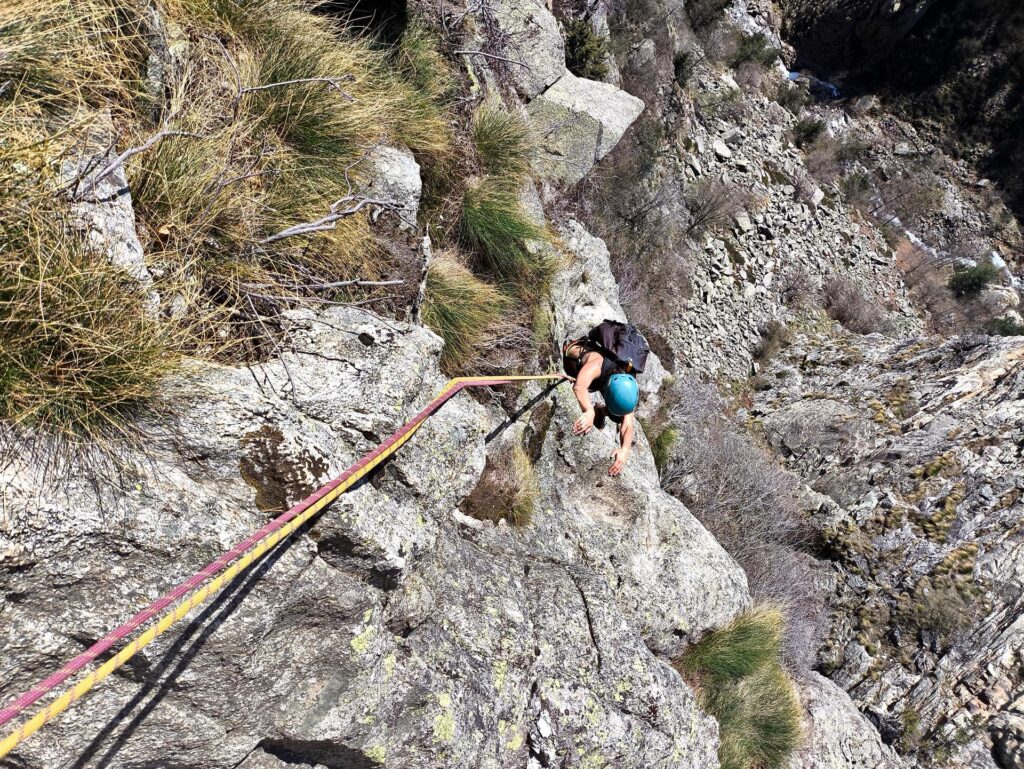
453, 50, 531, 69
262, 196, 398, 243
75, 125, 204, 200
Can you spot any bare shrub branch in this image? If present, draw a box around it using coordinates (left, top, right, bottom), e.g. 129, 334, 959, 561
262, 194, 398, 243
74, 126, 205, 199
823, 276, 894, 335
654, 374, 826, 670
686, 178, 747, 236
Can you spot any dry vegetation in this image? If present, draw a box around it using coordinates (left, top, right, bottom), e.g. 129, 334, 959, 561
676, 606, 803, 769
822, 276, 894, 335
649, 375, 825, 669
686, 178, 748, 237
1, 0, 562, 448
460, 443, 540, 526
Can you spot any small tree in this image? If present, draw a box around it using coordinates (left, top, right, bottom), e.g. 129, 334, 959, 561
948, 262, 999, 297
564, 18, 609, 80
793, 118, 825, 149
674, 51, 696, 88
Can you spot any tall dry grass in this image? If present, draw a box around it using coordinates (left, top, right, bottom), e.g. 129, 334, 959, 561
0, 0, 458, 438
677, 607, 803, 769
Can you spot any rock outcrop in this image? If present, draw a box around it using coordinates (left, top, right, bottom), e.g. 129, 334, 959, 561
528, 73, 646, 186
791, 672, 905, 769
752, 331, 1024, 767
0, 234, 747, 768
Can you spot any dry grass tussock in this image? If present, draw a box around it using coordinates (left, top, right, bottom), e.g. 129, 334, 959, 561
424, 101, 556, 374
421, 253, 508, 373
1, 0, 456, 442
651, 375, 824, 670
0, 0, 150, 115
677, 606, 803, 769
461, 443, 539, 527
0, 129, 177, 446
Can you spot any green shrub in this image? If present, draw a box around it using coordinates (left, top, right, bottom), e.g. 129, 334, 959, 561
674, 51, 696, 88
564, 18, 609, 80
793, 118, 825, 149
677, 607, 802, 769
642, 420, 679, 476
730, 33, 779, 68
773, 82, 809, 113
836, 136, 871, 163
687, 0, 732, 29
840, 172, 873, 206
461, 177, 552, 286
461, 443, 539, 526
948, 262, 999, 297
421, 254, 507, 373
985, 316, 1024, 336
471, 105, 534, 181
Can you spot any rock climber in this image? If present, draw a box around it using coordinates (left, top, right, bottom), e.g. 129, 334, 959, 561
562, 320, 649, 477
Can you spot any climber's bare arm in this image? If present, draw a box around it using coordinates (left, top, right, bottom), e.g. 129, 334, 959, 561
609, 413, 635, 476
572, 354, 603, 436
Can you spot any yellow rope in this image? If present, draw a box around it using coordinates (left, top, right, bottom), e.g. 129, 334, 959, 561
0, 374, 566, 758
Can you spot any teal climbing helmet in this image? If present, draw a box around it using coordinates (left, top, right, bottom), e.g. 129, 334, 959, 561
603, 373, 639, 417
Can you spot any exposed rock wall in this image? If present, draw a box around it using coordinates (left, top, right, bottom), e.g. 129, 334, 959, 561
0, 285, 750, 767
584, 0, 920, 379
752, 330, 1024, 767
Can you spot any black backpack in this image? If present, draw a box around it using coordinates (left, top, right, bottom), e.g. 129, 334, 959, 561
587, 320, 650, 375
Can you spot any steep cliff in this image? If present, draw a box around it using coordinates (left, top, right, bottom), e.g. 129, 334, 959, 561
781, 0, 1024, 223
751, 330, 1024, 768
2, 0, 1022, 767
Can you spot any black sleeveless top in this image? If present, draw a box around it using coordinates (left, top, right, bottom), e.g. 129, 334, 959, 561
562, 346, 618, 391
585, 350, 620, 393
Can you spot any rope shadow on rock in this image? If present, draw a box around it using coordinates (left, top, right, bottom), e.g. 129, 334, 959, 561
485, 380, 565, 445
65, 522, 314, 769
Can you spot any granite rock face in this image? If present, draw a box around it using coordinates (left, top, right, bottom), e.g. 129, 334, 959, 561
791, 672, 905, 769
753, 332, 1024, 768
486, 0, 565, 99
0, 274, 746, 769
365, 145, 423, 231
528, 73, 646, 186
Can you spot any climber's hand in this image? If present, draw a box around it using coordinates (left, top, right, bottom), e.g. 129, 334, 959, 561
609, 447, 629, 477
573, 409, 595, 436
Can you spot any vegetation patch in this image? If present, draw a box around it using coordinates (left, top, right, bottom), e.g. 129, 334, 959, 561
471, 104, 535, 180
752, 321, 791, 363
0, 181, 174, 445
730, 33, 779, 68
461, 177, 552, 287
676, 607, 803, 769
823, 276, 893, 335
461, 443, 539, 527
421, 255, 508, 374
1, 0, 461, 445
792, 118, 825, 149
948, 262, 999, 297
564, 17, 609, 80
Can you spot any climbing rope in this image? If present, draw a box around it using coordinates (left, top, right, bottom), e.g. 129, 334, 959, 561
0, 373, 568, 759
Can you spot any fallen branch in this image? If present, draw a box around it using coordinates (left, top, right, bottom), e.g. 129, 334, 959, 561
75, 127, 204, 199
262, 196, 398, 244
453, 49, 531, 69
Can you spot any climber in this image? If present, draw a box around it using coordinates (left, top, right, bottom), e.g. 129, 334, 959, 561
562, 320, 649, 477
